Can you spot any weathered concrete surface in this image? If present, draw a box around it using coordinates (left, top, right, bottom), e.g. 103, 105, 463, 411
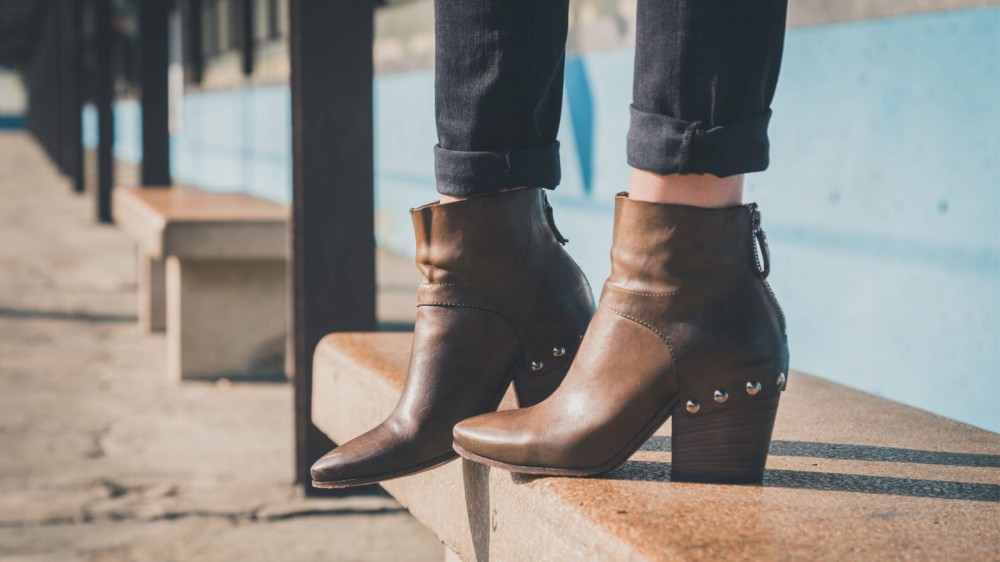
0, 133, 441, 561
314, 332, 1000, 562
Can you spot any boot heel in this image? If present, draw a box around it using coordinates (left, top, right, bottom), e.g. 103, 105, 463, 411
671, 394, 780, 484
512, 361, 572, 407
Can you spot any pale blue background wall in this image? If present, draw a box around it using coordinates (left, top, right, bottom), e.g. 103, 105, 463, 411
170, 86, 292, 200
112, 98, 141, 164
103, 7, 1000, 432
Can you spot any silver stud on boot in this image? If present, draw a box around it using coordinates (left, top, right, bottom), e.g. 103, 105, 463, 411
552, 347, 566, 357
713, 390, 729, 404
776, 372, 786, 388
746, 381, 762, 395
686, 400, 700, 414
531, 361, 544, 372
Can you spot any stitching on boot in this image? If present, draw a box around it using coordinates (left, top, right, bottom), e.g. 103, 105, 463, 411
419, 301, 532, 364
604, 284, 680, 298
598, 304, 677, 366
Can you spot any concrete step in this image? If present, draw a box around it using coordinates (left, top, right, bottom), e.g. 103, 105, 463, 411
313, 333, 999, 561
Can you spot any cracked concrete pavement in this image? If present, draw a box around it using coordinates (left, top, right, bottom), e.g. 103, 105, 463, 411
0, 133, 441, 561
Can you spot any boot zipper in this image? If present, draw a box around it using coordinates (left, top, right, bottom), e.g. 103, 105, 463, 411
750, 203, 770, 278
749, 203, 786, 335
541, 191, 569, 245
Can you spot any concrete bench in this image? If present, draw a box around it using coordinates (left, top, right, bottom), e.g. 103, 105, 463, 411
113, 186, 288, 381
313, 332, 999, 561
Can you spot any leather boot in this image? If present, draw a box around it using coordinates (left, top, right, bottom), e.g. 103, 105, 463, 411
453, 194, 789, 483
311, 188, 594, 488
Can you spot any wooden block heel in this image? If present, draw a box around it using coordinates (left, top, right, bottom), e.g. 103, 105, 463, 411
671, 394, 780, 484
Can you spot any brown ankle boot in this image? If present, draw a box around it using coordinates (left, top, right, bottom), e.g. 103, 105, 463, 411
453, 194, 789, 484
311, 188, 594, 488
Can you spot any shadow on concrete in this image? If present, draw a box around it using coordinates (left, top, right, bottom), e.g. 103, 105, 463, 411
762, 468, 1000, 502
378, 321, 416, 333
0, 306, 137, 323
570, 435, 1000, 502
641, 436, 1000, 468
462, 458, 493, 562
604, 460, 1000, 503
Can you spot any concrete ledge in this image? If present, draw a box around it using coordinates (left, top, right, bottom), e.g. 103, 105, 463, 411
313, 333, 1000, 561
113, 186, 288, 380
113, 186, 287, 261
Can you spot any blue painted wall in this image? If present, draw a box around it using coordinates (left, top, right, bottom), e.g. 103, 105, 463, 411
92, 87, 292, 200
113, 98, 142, 163
82, 104, 97, 149
117, 7, 1000, 432
0, 115, 24, 129
170, 85, 292, 200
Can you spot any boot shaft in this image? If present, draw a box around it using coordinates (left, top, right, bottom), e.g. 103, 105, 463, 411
409, 188, 595, 406
607, 193, 763, 294
602, 193, 787, 366
410, 188, 562, 284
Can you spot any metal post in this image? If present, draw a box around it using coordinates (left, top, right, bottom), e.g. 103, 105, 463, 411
61, 0, 84, 192
95, 0, 114, 222
182, 0, 203, 85
288, 0, 377, 491
138, 0, 171, 186
240, 0, 253, 76
47, 1, 63, 168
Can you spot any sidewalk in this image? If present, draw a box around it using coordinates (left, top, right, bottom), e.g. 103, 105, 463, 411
0, 132, 439, 562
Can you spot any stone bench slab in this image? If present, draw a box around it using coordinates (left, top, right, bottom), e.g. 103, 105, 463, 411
113, 186, 287, 261
313, 332, 1000, 561
113, 187, 288, 381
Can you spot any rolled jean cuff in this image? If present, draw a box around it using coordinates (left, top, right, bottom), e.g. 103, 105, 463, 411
434, 142, 561, 197
627, 105, 772, 177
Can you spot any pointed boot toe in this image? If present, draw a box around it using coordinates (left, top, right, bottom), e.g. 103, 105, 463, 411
311, 445, 456, 488
310, 449, 352, 484
310, 424, 458, 488
309, 428, 402, 487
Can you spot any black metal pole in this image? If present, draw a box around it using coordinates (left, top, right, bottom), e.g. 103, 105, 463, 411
288, 0, 377, 491
95, 0, 114, 222
240, 0, 253, 76
62, 0, 84, 192
138, 0, 171, 186
25, 18, 37, 144
32, 3, 50, 158
182, 0, 203, 85
48, 1, 63, 169
32, 2, 47, 150
23, 52, 32, 138
47, 2, 56, 161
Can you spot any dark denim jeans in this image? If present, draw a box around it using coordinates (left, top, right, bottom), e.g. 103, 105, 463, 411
434, 0, 788, 196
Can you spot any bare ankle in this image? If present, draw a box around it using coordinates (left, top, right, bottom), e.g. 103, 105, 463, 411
439, 186, 532, 205
628, 168, 744, 208
439, 193, 468, 204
